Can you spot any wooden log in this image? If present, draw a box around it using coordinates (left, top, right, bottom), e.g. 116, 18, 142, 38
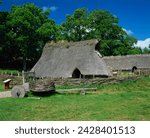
27, 97, 41, 100
57, 88, 97, 93
11, 85, 26, 98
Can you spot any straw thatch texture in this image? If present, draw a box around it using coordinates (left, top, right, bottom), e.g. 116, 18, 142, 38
31, 39, 111, 78
103, 54, 150, 71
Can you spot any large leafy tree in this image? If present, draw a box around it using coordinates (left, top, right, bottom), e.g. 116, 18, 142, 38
0, 12, 9, 63
88, 10, 137, 56
142, 47, 150, 54
128, 47, 142, 55
62, 8, 137, 56
62, 8, 89, 41
6, 3, 57, 70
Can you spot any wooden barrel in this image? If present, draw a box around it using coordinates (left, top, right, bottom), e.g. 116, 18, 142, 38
11, 85, 27, 98
30, 79, 55, 93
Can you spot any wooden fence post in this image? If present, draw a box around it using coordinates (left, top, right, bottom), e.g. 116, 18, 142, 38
22, 71, 25, 84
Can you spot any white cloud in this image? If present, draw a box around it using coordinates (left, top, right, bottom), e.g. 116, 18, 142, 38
123, 28, 133, 35
42, 6, 58, 12
134, 38, 150, 49
50, 6, 58, 12
42, 6, 49, 12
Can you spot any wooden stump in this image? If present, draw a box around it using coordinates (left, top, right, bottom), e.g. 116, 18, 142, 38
11, 85, 26, 98
80, 90, 86, 95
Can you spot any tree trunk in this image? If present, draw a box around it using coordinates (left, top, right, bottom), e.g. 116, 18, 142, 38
23, 55, 27, 71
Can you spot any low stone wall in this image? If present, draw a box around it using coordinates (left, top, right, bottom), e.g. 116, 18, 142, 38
46, 76, 141, 86
0, 74, 144, 88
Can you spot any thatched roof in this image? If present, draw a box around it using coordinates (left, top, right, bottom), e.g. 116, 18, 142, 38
103, 54, 150, 71
31, 39, 111, 78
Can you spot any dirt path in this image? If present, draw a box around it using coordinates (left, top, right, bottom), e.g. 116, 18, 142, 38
0, 91, 11, 98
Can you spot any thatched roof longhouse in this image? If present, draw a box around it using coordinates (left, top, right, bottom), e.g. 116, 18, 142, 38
103, 54, 150, 71
32, 39, 111, 78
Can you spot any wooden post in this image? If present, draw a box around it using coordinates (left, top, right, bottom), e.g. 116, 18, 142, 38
17, 71, 20, 77
119, 70, 122, 77
139, 69, 141, 76
22, 71, 25, 84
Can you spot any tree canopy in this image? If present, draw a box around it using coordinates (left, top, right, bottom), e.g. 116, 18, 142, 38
0, 5, 147, 70
61, 8, 137, 56
0, 12, 9, 63
3, 3, 58, 70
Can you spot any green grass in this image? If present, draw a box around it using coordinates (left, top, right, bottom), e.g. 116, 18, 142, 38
0, 81, 4, 92
0, 69, 20, 75
0, 76, 150, 121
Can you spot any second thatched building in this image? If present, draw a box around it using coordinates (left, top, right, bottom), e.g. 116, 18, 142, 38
103, 54, 150, 73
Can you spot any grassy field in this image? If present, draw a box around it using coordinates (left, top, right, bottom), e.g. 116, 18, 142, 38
0, 76, 150, 121
0, 69, 20, 75
0, 81, 4, 92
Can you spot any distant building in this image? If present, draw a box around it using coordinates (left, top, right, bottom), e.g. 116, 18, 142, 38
103, 54, 150, 73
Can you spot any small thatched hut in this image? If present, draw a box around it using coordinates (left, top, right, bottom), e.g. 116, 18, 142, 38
31, 39, 111, 78
103, 54, 150, 72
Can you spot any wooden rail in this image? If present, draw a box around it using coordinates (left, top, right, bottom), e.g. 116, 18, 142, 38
57, 88, 97, 95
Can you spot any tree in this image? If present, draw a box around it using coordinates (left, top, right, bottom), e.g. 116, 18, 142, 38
61, 8, 137, 56
62, 8, 89, 41
128, 47, 142, 55
143, 47, 150, 54
0, 12, 9, 63
36, 21, 59, 43
88, 10, 137, 56
6, 3, 56, 70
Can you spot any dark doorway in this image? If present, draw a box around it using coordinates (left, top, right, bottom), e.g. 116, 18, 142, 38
132, 66, 137, 73
95, 42, 100, 51
72, 68, 82, 78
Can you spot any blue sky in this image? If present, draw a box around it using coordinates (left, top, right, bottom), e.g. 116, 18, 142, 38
0, 0, 150, 47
